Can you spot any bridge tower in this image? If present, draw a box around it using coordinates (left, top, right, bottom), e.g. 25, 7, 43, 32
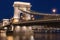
13, 1, 31, 23
12, 1, 34, 40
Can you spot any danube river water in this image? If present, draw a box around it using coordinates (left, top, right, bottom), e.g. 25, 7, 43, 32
0, 30, 60, 40
4, 33, 60, 40
34, 33, 60, 40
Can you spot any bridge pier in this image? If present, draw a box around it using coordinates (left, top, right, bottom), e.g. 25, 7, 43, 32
13, 25, 34, 40
12, 1, 34, 40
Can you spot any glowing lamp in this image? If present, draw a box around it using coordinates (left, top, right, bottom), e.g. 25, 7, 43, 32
13, 18, 19, 23
52, 9, 56, 13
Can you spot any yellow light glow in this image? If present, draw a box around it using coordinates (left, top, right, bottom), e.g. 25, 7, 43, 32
32, 18, 35, 20
15, 26, 20, 32
4, 27, 7, 30
28, 27, 32, 30
7, 36, 13, 40
16, 26, 20, 29
30, 35, 34, 40
22, 26, 27, 31
13, 19, 19, 23
31, 15, 34, 17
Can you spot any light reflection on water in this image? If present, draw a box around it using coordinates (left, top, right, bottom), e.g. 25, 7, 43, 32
34, 33, 60, 40
0, 31, 60, 40
6, 33, 60, 40
7, 35, 34, 40
7, 36, 13, 40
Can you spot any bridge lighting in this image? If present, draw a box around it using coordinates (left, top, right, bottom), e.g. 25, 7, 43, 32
22, 26, 27, 31
4, 27, 7, 30
13, 18, 19, 23
28, 27, 32, 30
16, 26, 20, 29
30, 35, 34, 40
32, 17, 35, 20
15, 26, 20, 32
31, 15, 34, 17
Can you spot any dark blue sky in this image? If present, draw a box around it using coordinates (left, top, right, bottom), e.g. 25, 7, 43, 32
0, 0, 60, 20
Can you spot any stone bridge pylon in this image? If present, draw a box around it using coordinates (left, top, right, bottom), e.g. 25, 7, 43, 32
12, 1, 34, 40
13, 1, 32, 23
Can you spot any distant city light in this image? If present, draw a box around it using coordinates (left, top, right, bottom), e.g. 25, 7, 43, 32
52, 9, 56, 13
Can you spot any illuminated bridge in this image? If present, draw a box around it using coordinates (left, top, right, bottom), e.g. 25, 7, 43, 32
0, 1, 60, 40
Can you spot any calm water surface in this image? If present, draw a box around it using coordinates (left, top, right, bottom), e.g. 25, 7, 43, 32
0, 32, 60, 40
7, 33, 60, 40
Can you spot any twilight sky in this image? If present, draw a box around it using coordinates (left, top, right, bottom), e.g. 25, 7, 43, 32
0, 0, 60, 20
